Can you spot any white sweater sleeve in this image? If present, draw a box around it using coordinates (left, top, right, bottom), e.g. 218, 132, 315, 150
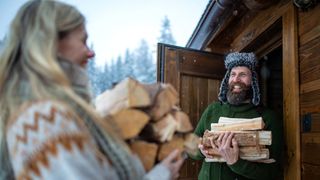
6, 100, 119, 180
144, 164, 171, 180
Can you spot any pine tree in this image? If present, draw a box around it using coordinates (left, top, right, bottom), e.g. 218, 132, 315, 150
86, 58, 100, 96
0, 38, 4, 51
133, 39, 156, 83
115, 55, 125, 82
158, 16, 176, 45
123, 48, 135, 79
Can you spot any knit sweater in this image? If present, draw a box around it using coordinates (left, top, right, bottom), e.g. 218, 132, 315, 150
191, 102, 284, 180
4, 60, 171, 180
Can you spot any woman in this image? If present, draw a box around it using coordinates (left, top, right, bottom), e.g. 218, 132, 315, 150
0, 0, 184, 179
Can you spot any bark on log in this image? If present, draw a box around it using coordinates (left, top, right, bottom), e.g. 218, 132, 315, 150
202, 130, 272, 147
205, 146, 270, 162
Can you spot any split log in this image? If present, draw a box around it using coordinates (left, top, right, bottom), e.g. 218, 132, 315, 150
212, 117, 265, 131
95, 77, 152, 117
184, 133, 201, 157
205, 146, 270, 162
148, 84, 179, 121
202, 130, 272, 147
130, 140, 158, 171
149, 113, 178, 142
112, 109, 150, 139
157, 133, 200, 161
157, 135, 185, 161
141, 83, 162, 105
172, 110, 193, 133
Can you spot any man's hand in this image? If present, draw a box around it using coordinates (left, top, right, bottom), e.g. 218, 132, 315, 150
210, 132, 239, 165
198, 138, 216, 158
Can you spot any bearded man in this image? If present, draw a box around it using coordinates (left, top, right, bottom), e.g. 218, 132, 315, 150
191, 52, 284, 180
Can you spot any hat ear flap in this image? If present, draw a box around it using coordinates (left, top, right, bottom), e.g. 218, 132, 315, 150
251, 71, 260, 106
218, 70, 230, 103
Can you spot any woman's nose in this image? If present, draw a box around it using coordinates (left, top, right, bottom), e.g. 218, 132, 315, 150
87, 50, 95, 59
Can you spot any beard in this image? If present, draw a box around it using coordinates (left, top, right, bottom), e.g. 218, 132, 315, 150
226, 82, 252, 105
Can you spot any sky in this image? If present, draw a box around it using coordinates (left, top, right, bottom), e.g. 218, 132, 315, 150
0, 0, 209, 66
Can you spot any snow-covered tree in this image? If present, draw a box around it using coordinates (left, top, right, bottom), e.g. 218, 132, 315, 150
123, 48, 135, 79
86, 58, 100, 96
158, 16, 176, 45
133, 39, 156, 83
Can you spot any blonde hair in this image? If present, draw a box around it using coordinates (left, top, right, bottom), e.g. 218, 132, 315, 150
0, 0, 130, 178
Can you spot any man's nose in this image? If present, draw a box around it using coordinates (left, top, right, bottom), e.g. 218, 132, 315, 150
233, 75, 240, 82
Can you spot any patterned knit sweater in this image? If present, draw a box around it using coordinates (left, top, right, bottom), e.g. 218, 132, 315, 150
6, 100, 121, 179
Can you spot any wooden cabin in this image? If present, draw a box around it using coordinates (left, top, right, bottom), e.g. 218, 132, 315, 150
157, 0, 320, 179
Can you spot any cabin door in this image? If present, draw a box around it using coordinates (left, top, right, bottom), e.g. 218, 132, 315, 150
157, 43, 225, 180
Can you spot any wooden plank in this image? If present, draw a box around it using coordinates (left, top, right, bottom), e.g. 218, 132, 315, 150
218, 117, 263, 124
211, 117, 264, 131
301, 163, 320, 180
310, 114, 320, 132
301, 113, 320, 132
207, 79, 220, 103
231, 2, 290, 51
299, 25, 320, 46
299, 35, 320, 84
177, 50, 225, 79
300, 79, 320, 94
301, 133, 320, 165
298, 3, 320, 40
282, 3, 300, 180
300, 89, 320, 115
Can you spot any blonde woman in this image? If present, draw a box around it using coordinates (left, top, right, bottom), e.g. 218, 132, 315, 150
0, 0, 184, 179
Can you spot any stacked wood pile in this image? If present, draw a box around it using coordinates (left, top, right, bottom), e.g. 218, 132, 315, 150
202, 117, 274, 163
95, 77, 200, 171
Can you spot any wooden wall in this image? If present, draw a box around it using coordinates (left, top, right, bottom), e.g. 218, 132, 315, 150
298, 4, 320, 180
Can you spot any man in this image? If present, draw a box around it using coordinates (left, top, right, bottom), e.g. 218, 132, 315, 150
191, 52, 283, 180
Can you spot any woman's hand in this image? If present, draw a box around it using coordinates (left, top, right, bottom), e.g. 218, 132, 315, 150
161, 149, 185, 179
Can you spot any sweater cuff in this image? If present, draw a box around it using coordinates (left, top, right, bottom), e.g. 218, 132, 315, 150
228, 158, 246, 171
144, 164, 171, 180
188, 149, 205, 160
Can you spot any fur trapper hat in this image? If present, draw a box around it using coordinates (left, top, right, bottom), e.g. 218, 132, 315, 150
218, 52, 260, 106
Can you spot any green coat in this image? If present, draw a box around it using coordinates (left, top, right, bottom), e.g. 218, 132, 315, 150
191, 102, 284, 180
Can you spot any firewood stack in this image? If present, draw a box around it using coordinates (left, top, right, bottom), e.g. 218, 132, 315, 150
202, 117, 274, 163
95, 77, 200, 171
